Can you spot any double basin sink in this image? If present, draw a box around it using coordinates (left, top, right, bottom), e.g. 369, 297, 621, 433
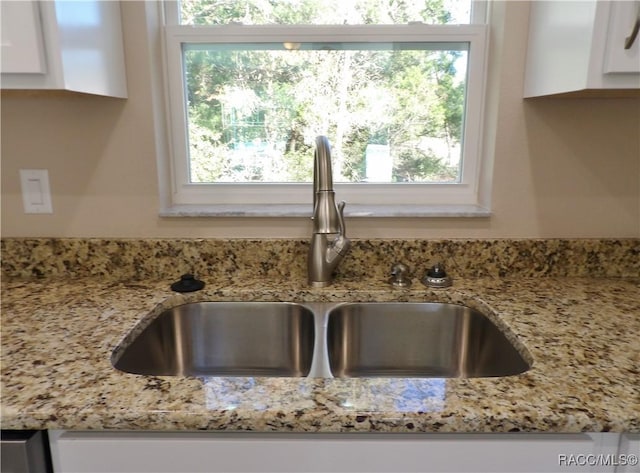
112, 302, 531, 379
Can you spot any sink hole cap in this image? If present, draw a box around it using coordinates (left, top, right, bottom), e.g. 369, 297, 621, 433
171, 274, 205, 292
422, 263, 453, 288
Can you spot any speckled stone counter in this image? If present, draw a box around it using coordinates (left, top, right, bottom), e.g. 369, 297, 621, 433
2, 275, 639, 433
2, 238, 639, 280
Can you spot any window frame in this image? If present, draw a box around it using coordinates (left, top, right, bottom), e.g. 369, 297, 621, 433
159, 1, 491, 217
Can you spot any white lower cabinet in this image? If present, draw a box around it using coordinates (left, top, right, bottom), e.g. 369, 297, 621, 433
618, 434, 640, 473
48, 431, 638, 473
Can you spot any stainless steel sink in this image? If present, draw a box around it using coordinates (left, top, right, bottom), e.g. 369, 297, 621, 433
113, 301, 530, 379
327, 303, 530, 378
112, 302, 315, 377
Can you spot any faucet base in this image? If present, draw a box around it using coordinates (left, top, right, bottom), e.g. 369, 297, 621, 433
309, 280, 332, 288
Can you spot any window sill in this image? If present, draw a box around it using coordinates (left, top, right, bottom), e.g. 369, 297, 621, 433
159, 204, 491, 218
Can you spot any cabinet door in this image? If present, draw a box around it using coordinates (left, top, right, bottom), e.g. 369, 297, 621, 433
50, 431, 621, 473
604, 1, 640, 73
0, 1, 46, 74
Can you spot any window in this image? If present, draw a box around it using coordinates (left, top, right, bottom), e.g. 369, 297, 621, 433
160, 1, 490, 216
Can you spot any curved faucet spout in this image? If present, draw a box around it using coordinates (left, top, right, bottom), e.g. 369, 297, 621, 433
308, 136, 350, 287
312, 136, 342, 235
314, 136, 334, 193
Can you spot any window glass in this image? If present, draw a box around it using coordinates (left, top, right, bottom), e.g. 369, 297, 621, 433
184, 42, 468, 184
179, 0, 472, 26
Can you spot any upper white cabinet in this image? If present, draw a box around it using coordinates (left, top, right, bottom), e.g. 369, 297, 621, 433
0, 0, 127, 98
524, 1, 640, 97
0, 2, 47, 74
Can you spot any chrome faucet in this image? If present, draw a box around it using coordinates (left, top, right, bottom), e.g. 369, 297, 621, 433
308, 136, 350, 287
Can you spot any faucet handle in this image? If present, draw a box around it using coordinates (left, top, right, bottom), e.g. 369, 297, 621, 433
328, 201, 350, 258
337, 201, 347, 236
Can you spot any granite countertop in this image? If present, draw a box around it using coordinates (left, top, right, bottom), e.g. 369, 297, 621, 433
1, 276, 639, 433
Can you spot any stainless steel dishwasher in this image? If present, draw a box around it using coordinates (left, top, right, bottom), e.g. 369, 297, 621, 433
1, 430, 52, 473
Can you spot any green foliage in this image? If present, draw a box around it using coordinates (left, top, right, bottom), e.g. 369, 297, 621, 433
393, 149, 457, 182
189, 122, 225, 182
282, 148, 314, 181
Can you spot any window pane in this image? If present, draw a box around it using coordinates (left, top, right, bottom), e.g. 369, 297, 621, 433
184, 42, 468, 184
179, 0, 472, 25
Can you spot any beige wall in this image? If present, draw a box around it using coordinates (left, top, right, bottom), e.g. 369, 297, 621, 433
2, 2, 639, 239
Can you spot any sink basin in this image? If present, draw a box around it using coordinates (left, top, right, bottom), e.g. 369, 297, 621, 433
327, 303, 530, 378
113, 301, 530, 379
113, 302, 315, 377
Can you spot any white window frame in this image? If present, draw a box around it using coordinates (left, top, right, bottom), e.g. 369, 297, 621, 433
158, 1, 491, 217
